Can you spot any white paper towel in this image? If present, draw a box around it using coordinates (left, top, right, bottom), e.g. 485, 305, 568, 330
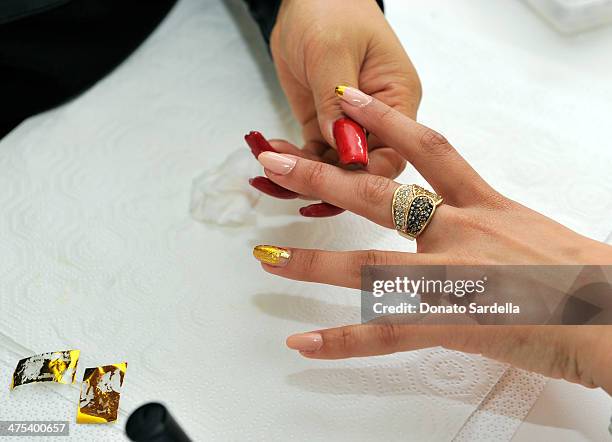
0, 0, 611, 440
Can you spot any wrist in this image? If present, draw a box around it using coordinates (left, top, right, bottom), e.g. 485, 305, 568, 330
592, 328, 612, 395
573, 327, 612, 395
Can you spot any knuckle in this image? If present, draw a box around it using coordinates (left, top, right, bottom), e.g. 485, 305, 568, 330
375, 324, 402, 351
347, 250, 388, 284
301, 251, 322, 276
346, 257, 364, 285
418, 128, 454, 158
340, 326, 359, 352
393, 157, 408, 178
361, 249, 389, 268
357, 175, 392, 205
376, 105, 399, 126
302, 161, 327, 190
317, 94, 339, 115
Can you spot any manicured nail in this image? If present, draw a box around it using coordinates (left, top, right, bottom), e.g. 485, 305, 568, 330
299, 202, 345, 217
335, 85, 373, 108
257, 152, 296, 175
333, 118, 368, 166
286, 333, 323, 352
245, 131, 277, 158
249, 177, 299, 199
253, 245, 291, 267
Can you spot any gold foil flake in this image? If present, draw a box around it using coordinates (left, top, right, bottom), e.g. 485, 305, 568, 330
335, 85, 347, 97
77, 362, 127, 424
10, 350, 80, 390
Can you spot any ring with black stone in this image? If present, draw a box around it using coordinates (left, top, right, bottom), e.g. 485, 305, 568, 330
391, 184, 443, 240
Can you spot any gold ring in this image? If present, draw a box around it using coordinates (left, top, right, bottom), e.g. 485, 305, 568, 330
391, 184, 443, 240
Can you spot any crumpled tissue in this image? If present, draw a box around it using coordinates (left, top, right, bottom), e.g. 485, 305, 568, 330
190, 148, 261, 226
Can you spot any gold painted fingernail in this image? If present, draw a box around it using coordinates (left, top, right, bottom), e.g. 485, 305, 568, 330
253, 245, 291, 267
335, 85, 347, 97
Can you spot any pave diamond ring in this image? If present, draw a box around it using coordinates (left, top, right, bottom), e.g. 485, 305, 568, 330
391, 184, 443, 240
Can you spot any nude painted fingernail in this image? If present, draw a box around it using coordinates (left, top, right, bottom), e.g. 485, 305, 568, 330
257, 152, 296, 175
286, 333, 323, 352
253, 245, 291, 267
335, 85, 373, 108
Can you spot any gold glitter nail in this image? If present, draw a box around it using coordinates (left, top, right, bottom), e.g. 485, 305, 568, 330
335, 85, 347, 97
253, 245, 291, 266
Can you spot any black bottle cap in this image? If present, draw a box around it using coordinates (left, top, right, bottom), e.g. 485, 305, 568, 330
126, 402, 191, 442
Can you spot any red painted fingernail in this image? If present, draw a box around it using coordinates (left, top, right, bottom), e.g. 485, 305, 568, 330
249, 177, 299, 199
245, 131, 277, 158
299, 203, 345, 217
333, 118, 368, 166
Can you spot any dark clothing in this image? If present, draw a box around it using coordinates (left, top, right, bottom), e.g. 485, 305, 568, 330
0, 0, 178, 137
0, 0, 383, 138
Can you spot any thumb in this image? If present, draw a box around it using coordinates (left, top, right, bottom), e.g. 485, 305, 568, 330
307, 51, 367, 166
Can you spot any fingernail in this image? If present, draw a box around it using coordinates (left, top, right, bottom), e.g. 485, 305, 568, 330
257, 152, 296, 175
245, 131, 277, 158
286, 333, 323, 352
249, 177, 299, 199
335, 85, 373, 108
299, 202, 345, 217
253, 245, 291, 266
333, 118, 368, 166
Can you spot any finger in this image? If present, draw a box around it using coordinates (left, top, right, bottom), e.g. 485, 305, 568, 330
249, 177, 344, 213
265, 139, 345, 216
299, 121, 331, 159
366, 147, 406, 180
272, 48, 327, 154
245, 135, 306, 200
304, 43, 367, 166
273, 46, 363, 165
285, 323, 574, 382
336, 86, 495, 206
244, 131, 278, 158
285, 324, 491, 359
360, 79, 424, 179
259, 152, 455, 242
252, 245, 434, 289
249, 177, 299, 200
245, 132, 321, 161
268, 139, 321, 161
299, 202, 345, 217
257, 152, 399, 228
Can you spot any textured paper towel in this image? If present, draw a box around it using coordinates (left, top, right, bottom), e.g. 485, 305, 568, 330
1, 0, 611, 440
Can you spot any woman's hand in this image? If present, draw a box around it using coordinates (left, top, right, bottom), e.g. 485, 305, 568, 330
254, 0, 421, 216
252, 86, 612, 394
272, 0, 421, 169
